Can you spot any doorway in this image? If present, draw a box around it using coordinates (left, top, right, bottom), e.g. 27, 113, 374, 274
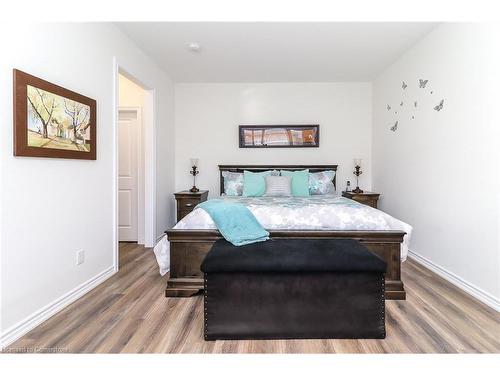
114, 64, 157, 271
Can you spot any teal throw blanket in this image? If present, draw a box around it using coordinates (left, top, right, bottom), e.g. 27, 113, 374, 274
197, 199, 269, 246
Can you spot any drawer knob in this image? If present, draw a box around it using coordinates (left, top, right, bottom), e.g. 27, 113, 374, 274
185, 203, 194, 207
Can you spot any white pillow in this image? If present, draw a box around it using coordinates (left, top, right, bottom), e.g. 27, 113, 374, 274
264, 175, 292, 197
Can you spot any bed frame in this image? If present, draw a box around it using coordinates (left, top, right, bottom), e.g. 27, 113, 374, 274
166, 165, 406, 300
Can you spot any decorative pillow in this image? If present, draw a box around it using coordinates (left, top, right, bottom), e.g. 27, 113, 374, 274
242, 170, 273, 197
222, 171, 244, 196
280, 169, 310, 197
309, 170, 336, 195
264, 175, 292, 197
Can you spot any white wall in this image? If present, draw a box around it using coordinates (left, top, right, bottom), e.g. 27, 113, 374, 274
119, 74, 145, 107
175, 83, 372, 196
372, 23, 500, 308
0, 23, 175, 346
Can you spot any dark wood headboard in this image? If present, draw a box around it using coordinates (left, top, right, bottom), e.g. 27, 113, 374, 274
218, 164, 338, 195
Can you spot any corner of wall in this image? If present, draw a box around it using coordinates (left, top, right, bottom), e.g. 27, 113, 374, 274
370, 22, 500, 304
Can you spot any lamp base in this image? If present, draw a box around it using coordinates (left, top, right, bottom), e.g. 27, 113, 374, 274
190, 186, 200, 193
352, 187, 364, 194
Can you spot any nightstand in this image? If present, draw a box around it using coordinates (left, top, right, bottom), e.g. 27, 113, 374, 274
342, 191, 380, 209
174, 190, 209, 222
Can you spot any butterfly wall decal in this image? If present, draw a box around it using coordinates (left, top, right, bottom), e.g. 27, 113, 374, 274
414, 101, 417, 108
402, 81, 408, 90
434, 99, 444, 111
387, 104, 391, 111
419, 79, 429, 88
400, 101, 403, 106
390, 121, 398, 132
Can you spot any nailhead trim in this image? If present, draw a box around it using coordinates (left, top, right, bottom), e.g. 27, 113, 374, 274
203, 272, 386, 339
204, 273, 208, 340
380, 273, 386, 337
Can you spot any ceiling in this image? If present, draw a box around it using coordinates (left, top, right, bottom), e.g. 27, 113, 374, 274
116, 22, 437, 83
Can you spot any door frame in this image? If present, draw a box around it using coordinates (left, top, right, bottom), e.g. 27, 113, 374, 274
118, 106, 144, 244
112, 57, 157, 271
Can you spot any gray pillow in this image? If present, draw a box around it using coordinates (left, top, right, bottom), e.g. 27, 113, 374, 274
264, 175, 292, 197
309, 170, 336, 195
222, 171, 244, 196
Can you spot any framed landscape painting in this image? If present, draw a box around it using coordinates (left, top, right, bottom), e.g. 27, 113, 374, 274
239, 125, 319, 148
13, 69, 96, 160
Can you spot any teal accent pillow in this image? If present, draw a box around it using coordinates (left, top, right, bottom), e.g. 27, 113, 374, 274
242, 170, 272, 197
280, 169, 310, 197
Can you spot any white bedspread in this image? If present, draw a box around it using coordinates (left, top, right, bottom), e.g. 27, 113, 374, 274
154, 195, 412, 276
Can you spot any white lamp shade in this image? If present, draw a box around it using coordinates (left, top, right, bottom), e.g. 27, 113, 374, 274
353, 158, 362, 167
190, 158, 199, 167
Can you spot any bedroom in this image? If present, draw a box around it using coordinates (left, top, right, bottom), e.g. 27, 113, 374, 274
1, 0, 499, 372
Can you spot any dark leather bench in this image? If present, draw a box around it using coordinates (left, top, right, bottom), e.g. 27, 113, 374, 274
201, 238, 387, 340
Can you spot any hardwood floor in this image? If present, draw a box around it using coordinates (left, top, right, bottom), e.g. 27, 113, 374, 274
6, 243, 500, 353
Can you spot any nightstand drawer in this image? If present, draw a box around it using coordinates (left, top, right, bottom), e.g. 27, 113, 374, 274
178, 198, 199, 210
174, 190, 209, 223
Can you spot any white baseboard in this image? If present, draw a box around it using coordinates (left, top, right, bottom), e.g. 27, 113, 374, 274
408, 250, 500, 312
0, 266, 116, 349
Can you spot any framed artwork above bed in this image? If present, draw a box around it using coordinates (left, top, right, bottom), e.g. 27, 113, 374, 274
239, 125, 319, 148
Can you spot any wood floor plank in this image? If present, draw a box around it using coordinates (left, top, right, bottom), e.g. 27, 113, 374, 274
5, 243, 500, 354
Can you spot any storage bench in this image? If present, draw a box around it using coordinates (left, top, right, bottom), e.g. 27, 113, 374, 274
201, 238, 387, 340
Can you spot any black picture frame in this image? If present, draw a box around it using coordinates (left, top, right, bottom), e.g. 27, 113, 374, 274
238, 125, 319, 148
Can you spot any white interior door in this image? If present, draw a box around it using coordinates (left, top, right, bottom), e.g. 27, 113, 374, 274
118, 109, 139, 241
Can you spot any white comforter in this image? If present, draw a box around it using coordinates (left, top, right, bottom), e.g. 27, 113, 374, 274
154, 195, 412, 276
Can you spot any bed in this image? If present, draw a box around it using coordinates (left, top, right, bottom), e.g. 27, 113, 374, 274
163, 165, 411, 300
